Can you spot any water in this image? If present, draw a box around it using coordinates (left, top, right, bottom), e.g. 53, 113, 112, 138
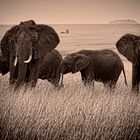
0, 24, 140, 56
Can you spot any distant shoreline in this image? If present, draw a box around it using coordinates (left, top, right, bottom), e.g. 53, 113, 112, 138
109, 19, 139, 25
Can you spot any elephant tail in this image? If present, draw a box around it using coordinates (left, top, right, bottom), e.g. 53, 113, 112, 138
122, 67, 128, 85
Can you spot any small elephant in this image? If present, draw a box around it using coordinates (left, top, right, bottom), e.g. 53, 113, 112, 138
0, 49, 63, 87
116, 34, 140, 92
38, 49, 63, 87
0, 20, 60, 88
58, 49, 127, 88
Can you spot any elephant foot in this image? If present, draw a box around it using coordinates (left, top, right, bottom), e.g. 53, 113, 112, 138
14, 82, 22, 91
30, 81, 37, 88
9, 79, 16, 85
54, 83, 64, 90
131, 87, 139, 94
84, 81, 94, 88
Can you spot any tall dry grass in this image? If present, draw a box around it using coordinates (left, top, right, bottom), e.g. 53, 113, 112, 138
0, 69, 140, 140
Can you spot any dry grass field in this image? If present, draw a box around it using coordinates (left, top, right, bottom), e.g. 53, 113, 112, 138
0, 57, 140, 140
0, 24, 140, 140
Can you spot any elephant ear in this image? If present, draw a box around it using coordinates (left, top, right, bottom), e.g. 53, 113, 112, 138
116, 34, 140, 64
0, 25, 20, 61
32, 25, 60, 59
73, 54, 90, 73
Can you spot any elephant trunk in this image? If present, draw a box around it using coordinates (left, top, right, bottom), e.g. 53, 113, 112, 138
16, 62, 27, 88
57, 63, 64, 87
14, 45, 33, 87
59, 72, 64, 87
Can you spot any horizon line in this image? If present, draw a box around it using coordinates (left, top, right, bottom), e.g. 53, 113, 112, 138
0, 23, 139, 25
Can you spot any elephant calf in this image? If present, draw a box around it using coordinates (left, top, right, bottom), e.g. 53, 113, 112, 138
59, 49, 127, 88
38, 49, 62, 87
0, 49, 63, 87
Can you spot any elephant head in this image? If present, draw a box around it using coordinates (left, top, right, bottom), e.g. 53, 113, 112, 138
13, 27, 38, 65
59, 53, 91, 85
116, 34, 140, 65
14, 20, 37, 63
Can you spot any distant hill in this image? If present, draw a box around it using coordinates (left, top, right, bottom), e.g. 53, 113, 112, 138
109, 19, 139, 24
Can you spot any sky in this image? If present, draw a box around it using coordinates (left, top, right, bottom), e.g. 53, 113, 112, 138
0, 0, 139, 24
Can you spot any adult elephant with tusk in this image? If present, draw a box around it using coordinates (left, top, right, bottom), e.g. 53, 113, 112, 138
58, 49, 127, 89
0, 20, 60, 88
116, 34, 140, 92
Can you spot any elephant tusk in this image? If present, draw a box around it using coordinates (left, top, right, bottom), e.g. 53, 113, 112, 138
24, 55, 32, 63
14, 57, 18, 66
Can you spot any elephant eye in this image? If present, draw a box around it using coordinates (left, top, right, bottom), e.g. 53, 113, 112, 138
122, 42, 128, 48
31, 36, 36, 42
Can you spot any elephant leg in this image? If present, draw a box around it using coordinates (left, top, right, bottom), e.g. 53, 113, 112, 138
55, 72, 61, 87
48, 66, 60, 87
132, 64, 139, 92
80, 69, 94, 87
108, 80, 117, 89
10, 68, 16, 84
53, 70, 62, 89
47, 78, 58, 87
52, 76, 60, 88
103, 83, 115, 93
9, 54, 17, 84
24, 65, 30, 83
80, 70, 88, 86
29, 59, 40, 87
47, 71, 60, 88
12, 65, 18, 81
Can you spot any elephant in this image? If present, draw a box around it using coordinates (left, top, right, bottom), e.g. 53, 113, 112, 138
0, 52, 9, 75
34, 49, 63, 87
0, 49, 63, 87
58, 49, 127, 88
116, 34, 140, 92
0, 20, 60, 88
